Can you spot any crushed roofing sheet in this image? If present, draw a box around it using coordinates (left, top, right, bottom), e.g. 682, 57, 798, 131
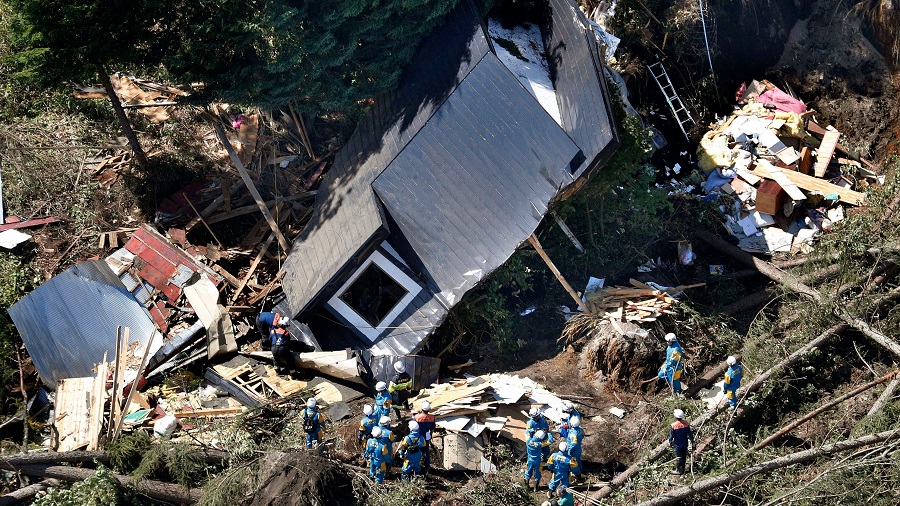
8, 260, 161, 388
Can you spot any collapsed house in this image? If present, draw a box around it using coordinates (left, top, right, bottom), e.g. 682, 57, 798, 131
277, 0, 619, 356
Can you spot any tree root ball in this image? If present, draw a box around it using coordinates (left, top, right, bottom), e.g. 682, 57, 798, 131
577, 320, 661, 390
248, 451, 354, 506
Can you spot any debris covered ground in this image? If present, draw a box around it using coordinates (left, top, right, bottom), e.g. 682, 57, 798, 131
2, 0, 900, 505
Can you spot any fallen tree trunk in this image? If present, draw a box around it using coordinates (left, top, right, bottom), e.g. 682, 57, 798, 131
684, 354, 742, 398
0, 479, 59, 506
696, 230, 900, 359
634, 428, 900, 506
723, 288, 776, 317
749, 369, 898, 453
1, 449, 228, 470
14, 465, 201, 504
867, 376, 900, 417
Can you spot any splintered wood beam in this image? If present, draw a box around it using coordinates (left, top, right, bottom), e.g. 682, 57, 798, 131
552, 212, 584, 253
527, 233, 588, 312
214, 122, 290, 252
231, 233, 276, 304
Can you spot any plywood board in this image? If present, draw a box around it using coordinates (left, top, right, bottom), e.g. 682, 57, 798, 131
55, 377, 95, 452
757, 162, 806, 201
87, 361, 108, 451
442, 432, 484, 471
262, 365, 308, 397
750, 164, 865, 205
814, 130, 840, 177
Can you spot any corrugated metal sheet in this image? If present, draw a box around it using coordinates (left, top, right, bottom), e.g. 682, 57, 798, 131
372, 53, 582, 306
281, 0, 491, 316
543, 0, 619, 176
8, 260, 162, 388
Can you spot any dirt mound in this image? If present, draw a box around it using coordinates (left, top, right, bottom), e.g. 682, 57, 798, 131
578, 320, 661, 390
248, 451, 354, 506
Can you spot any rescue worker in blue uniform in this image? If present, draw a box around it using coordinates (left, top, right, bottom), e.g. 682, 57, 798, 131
546, 442, 577, 497
565, 416, 585, 478
357, 404, 378, 445
364, 426, 389, 484
558, 400, 581, 439
374, 381, 393, 419
723, 356, 743, 409
658, 332, 685, 394
414, 401, 436, 473
302, 398, 326, 449
257, 312, 291, 370
398, 420, 426, 479
524, 429, 548, 492
388, 361, 413, 418
669, 409, 695, 475
378, 415, 396, 465
526, 407, 554, 459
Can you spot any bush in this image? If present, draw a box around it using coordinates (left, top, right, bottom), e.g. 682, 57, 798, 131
33, 466, 156, 506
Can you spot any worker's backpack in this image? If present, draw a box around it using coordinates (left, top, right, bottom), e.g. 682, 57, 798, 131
303, 410, 317, 433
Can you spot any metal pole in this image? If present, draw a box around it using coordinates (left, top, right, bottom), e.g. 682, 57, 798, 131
697, 0, 714, 73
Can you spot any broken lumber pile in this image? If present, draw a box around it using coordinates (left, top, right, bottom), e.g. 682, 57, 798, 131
584, 280, 703, 322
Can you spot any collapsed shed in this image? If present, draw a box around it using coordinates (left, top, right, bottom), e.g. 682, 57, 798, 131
278, 0, 619, 357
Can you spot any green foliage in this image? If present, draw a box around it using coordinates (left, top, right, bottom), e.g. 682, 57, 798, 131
33, 466, 157, 506
198, 461, 259, 506
106, 431, 154, 473
6, 0, 162, 84
0, 253, 37, 415
457, 466, 533, 506
353, 474, 431, 506
159, 0, 459, 114
132, 439, 209, 488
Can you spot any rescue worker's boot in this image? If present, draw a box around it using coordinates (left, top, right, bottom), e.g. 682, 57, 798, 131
672, 456, 686, 475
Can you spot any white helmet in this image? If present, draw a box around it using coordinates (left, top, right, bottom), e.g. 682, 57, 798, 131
375, 381, 387, 392
559, 442, 568, 452
306, 398, 317, 408
363, 404, 374, 416
674, 409, 685, 419
665, 333, 677, 342
535, 430, 546, 440
556, 485, 568, 497
393, 361, 406, 373
529, 407, 540, 418
570, 416, 581, 428
562, 400, 574, 413
420, 401, 431, 412
371, 426, 383, 438
278, 316, 290, 327
408, 421, 419, 432
379, 415, 391, 427
727, 356, 737, 366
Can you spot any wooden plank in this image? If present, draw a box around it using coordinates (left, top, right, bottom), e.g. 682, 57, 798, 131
106, 327, 126, 440
262, 366, 308, 397
214, 122, 290, 251
527, 234, 588, 312
758, 162, 806, 201
213, 264, 241, 289
0, 217, 59, 232
173, 407, 245, 419
206, 194, 313, 225
735, 168, 762, 185
55, 377, 95, 452
814, 130, 840, 177
87, 354, 108, 451
230, 233, 276, 303
750, 164, 865, 205
113, 334, 154, 441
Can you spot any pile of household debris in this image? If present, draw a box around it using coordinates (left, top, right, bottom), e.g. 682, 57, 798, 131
409, 374, 575, 471
698, 79, 875, 255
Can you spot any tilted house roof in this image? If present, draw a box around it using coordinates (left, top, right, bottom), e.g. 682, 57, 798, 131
280, 0, 618, 355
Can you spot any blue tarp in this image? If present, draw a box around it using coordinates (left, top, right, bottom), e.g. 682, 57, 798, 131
8, 260, 160, 387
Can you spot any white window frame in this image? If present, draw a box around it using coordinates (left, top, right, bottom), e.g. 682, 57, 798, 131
327, 247, 422, 343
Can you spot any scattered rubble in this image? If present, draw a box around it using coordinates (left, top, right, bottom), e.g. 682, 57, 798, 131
698, 79, 876, 255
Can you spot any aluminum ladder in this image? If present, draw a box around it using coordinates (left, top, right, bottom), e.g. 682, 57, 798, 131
647, 62, 695, 141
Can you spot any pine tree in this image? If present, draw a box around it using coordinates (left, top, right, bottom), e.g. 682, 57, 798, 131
7, 0, 161, 169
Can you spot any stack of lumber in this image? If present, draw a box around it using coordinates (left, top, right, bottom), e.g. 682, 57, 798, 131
585, 280, 704, 322
411, 379, 494, 417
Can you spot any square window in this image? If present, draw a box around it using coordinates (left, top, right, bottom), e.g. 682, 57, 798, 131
339, 264, 407, 327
